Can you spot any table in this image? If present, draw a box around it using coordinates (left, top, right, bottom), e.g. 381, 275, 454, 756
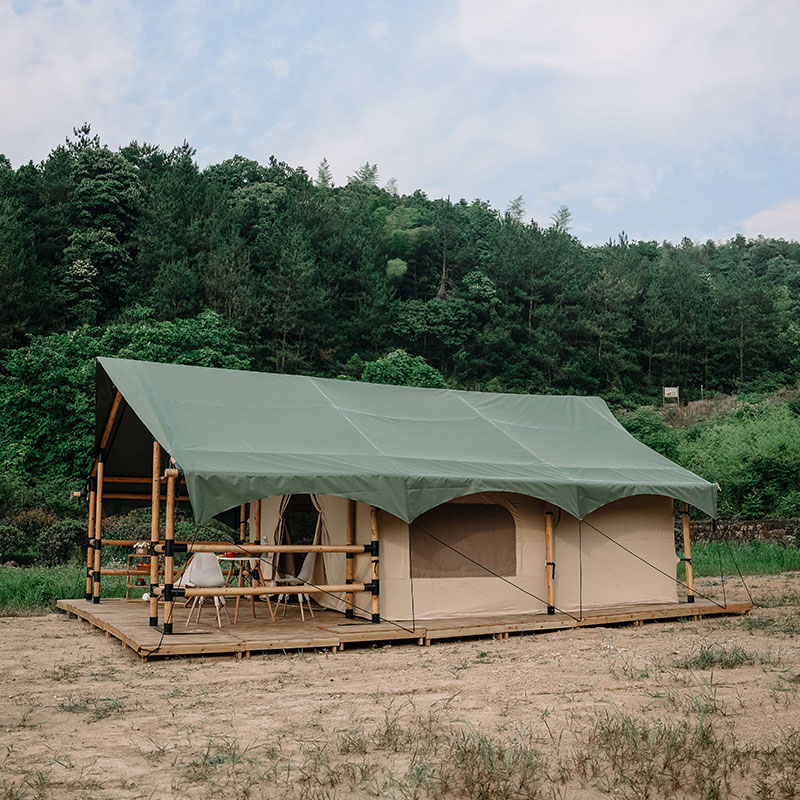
217, 556, 275, 623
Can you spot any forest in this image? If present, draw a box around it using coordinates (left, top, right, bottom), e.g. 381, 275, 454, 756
1, 125, 799, 559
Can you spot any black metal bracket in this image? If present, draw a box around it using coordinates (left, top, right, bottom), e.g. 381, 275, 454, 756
546, 561, 556, 578
680, 557, 692, 564
93, 538, 102, 549
92, 570, 100, 581
687, 595, 695, 604
364, 580, 379, 595
159, 541, 188, 557
162, 584, 186, 602
345, 552, 354, 560
150, 583, 159, 595
364, 541, 379, 557
547, 605, 555, 615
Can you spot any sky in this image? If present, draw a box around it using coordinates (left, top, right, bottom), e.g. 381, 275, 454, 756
2, 0, 799, 245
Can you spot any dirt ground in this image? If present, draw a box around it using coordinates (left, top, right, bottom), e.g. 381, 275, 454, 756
1, 574, 799, 800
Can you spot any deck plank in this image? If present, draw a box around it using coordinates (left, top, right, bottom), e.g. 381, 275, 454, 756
56, 597, 752, 660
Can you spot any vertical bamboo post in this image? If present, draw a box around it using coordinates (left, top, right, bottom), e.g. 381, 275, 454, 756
345, 499, 356, 618
92, 457, 104, 603
162, 469, 178, 634
681, 501, 694, 604
369, 506, 380, 624
239, 504, 246, 543
544, 509, 555, 615
148, 441, 161, 626
85, 480, 96, 601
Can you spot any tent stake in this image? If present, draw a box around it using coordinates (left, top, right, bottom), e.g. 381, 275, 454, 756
162, 469, 178, 634
149, 441, 161, 626
92, 457, 104, 603
681, 502, 695, 603
544, 509, 555, 614
370, 506, 380, 623
85, 480, 96, 601
345, 499, 356, 618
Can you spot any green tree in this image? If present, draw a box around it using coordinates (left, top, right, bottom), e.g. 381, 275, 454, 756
360, 349, 447, 388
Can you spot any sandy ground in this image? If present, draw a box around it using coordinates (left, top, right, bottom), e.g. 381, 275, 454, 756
1, 574, 799, 799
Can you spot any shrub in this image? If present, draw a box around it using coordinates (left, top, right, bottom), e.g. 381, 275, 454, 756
0, 523, 31, 564
35, 519, 86, 566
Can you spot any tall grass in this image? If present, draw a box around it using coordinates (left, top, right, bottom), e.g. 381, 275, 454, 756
680, 541, 800, 578
0, 565, 126, 615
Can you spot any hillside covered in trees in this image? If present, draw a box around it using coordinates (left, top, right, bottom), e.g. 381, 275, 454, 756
1, 126, 799, 525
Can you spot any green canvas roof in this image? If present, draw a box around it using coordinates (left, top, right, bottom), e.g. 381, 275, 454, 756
95, 357, 717, 523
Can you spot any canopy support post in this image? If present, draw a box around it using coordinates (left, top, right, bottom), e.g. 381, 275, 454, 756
162, 469, 178, 634
681, 502, 694, 604
345, 499, 356, 618
85, 479, 96, 601
370, 506, 380, 624
91, 457, 104, 603
239, 504, 246, 543
544, 509, 555, 614
148, 441, 161, 626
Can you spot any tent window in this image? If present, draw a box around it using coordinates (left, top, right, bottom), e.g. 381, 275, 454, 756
409, 504, 516, 579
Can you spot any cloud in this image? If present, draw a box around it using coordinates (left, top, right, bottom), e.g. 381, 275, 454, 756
739, 200, 800, 240
0, 0, 140, 165
367, 21, 389, 42
269, 57, 290, 78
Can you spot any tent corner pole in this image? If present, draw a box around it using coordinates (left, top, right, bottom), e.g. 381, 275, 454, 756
92, 456, 104, 603
369, 506, 380, 624
345, 499, 356, 618
162, 469, 178, 634
85, 479, 96, 601
148, 441, 161, 626
544, 508, 555, 614
681, 502, 694, 604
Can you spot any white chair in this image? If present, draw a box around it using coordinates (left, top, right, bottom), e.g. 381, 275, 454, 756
178, 553, 231, 628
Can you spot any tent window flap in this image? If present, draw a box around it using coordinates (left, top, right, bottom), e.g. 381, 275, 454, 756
409, 504, 516, 579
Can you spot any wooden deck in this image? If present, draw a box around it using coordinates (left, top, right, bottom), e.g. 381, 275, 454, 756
56, 596, 753, 661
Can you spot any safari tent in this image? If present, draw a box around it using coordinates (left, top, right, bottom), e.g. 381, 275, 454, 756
62, 356, 749, 658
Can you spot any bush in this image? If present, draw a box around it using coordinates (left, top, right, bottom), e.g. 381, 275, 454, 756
0, 523, 31, 564
35, 519, 86, 566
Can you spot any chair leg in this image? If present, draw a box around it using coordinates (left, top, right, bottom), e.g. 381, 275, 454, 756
221, 597, 231, 625
214, 597, 222, 628
299, 594, 305, 622
305, 594, 315, 619
265, 593, 275, 621
185, 597, 199, 627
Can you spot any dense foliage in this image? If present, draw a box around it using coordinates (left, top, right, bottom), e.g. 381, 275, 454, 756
0, 126, 798, 537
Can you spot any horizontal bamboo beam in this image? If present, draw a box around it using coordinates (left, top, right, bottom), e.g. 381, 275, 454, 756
98, 539, 371, 555
104, 476, 152, 484
100, 569, 150, 576
152, 583, 365, 598
153, 542, 369, 555
103, 492, 191, 501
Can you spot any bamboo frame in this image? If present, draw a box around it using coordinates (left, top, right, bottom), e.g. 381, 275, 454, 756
544, 509, 555, 614
152, 583, 365, 598
90, 391, 122, 478
370, 506, 380, 623
680, 502, 694, 603
239, 504, 246, 543
85, 483, 96, 601
92, 458, 104, 603
345, 498, 356, 618
162, 469, 177, 634
102, 492, 191, 501
149, 441, 161, 626
150, 542, 370, 555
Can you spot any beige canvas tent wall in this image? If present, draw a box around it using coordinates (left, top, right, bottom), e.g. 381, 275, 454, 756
252, 491, 677, 621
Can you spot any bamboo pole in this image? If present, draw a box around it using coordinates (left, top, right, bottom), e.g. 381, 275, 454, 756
104, 476, 153, 484
92, 458, 104, 603
90, 391, 122, 478
150, 542, 369, 554
370, 506, 380, 624
85, 481, 96, 601
102, 492, 191, 501
149, 441, 161, 627
345, 499, 356, 619
544, 509, 555, 615
152, 583, 365, 598
681, 502, 695, 604
239, 504, 246, 543
162, 468, 178, 634
100, 568, 150, 576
